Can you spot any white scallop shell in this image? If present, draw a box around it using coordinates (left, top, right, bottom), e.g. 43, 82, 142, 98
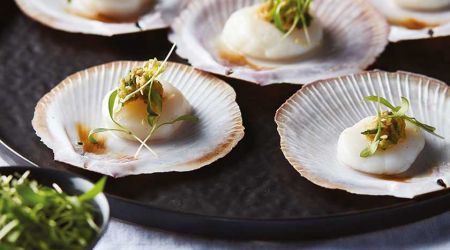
32, 61, 244, 178
275, 71, 450, 198
15, 0, 190, 36
369, 0, 450, 42
169, 0, 389, 85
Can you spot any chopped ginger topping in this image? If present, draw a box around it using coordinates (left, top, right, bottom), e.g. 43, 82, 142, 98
363, 111, 406, 151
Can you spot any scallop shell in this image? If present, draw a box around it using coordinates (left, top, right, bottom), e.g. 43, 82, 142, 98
369, 0, 450, 42
169, 0, 389, 85
275, 70, 450, 198
15, 0, 190, 36
32, 61, 244, 178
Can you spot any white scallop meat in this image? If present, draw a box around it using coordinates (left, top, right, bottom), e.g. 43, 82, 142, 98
276, 70, 450, 198
32, 61, 245, 178
369, 0, 450, 41
169, 0, 389, 85
337, 116, 425, 175
15, 0, 190, 36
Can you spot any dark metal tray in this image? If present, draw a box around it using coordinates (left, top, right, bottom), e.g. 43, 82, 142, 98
2, 1, 450, 240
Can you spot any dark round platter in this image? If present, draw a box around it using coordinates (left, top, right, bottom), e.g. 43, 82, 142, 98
1, 1, 450, 240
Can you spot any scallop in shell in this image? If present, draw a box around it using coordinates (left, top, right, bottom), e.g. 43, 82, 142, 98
15, 0, 190, 36
369, 0, 450, 42
169, 0, 389, 85
275, 71, 450, 198
32, 61, 244, 177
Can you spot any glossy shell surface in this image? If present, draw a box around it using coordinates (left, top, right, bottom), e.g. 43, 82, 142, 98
169, 0, 389, 85
276, 71, 450, 198
15, 0, 190, 36
32, 61, 244, 177
369, 0, 450, 42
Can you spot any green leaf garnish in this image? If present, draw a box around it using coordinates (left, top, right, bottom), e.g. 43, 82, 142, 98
360, 140, 380, 158
361, 128, 379, 135
394, 97, 409, 116
88, 44, 200, 159
0, 171, 106, 248
147, 80, 163, 127
88, 88, 159, 154
133, 114, 199, 158
120, 44, 176, 104
108, 89, 124, 128
360, 95, 444, 158
360, 111, 383, 158
87, 89, 132, 144
78, 176, 107, 202
15, 183, 46, 206
88, 128, 130, 144
157, 115, 200, 129
404, 116, 444, 139
262, 0, 313, 40
273, 4, 285, 31
364, 96, 399, 111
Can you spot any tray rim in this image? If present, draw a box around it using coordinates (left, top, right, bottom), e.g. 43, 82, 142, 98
2, 137, 450, 240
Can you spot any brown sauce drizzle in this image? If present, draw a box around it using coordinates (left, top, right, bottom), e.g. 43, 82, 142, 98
215, 39, 272, 71
372, 174, 412, 183
76, 123, 106, 154
86, 13, 126, 23
66, 8, 139, 23
389, 18, 439, 30
370, 166, 437, 183
217, 47, 265, 71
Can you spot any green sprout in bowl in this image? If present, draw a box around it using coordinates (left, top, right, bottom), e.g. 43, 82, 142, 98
0, 171, 107, 249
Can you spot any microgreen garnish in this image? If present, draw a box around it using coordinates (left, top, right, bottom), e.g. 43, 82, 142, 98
364, 96, 443, 139
108, 89, 123, 128
261, 0, 313, 42
133, 114, 199, 158
147, 80, 164, 127
87, 90, 157, 157
78, 176, 107, 202
364, 96, 398, 111
0, 171, 106, 249
360, 95, 444, 158
120, 44, 176, 104
88, 44, 199, 158
360, 113, 382, 157
156, 114, 200, 128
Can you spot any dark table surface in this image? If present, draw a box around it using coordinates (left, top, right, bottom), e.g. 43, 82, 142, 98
1, 0, 450, 239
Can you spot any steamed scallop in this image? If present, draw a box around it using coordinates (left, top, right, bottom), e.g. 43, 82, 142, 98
394, 0, 450, 11
15, 0, 190, 35
102, 81, 192, 141
369, 0, 450, 41
69, 0, 152, 21
276, 71, 450, 198
219, 4, 323, 61
337, 116, 425, 175
32, 61, 244, 177
169, 0, 388, 85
